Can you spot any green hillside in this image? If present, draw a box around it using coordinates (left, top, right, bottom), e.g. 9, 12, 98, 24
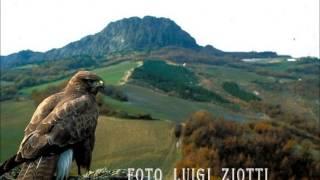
21, 61, 139, 94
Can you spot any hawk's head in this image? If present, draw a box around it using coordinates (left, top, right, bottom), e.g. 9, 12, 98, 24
67, 71, 104, 95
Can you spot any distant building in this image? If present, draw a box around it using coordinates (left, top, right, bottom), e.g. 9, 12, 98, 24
287, 58, 297, 62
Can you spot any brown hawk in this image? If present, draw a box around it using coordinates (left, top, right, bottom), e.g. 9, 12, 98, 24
0, 71, 104, 179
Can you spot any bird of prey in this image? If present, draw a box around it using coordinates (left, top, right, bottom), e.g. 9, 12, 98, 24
0, 71, 104, 179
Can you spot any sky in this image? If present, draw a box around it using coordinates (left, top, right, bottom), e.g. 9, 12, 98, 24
1, 0, 319, 57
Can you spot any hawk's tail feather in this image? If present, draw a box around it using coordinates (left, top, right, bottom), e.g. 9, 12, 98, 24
17, 155, 58, 180
56, 149, 73, 180
0, 154, 22, 176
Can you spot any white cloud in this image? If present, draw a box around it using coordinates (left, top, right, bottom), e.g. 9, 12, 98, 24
1, 0, 319, 57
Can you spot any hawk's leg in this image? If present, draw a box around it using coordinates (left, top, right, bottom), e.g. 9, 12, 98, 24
77, 165, 81, 176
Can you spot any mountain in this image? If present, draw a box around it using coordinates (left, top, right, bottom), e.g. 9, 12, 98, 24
1, 16, 281, 68
1, 16, 200, 68
48, 16, 199, 56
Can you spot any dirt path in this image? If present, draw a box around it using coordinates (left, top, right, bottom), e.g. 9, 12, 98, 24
119, 61, 143, 85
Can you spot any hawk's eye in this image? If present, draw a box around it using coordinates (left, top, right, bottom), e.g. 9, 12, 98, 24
83, 79, 95, 84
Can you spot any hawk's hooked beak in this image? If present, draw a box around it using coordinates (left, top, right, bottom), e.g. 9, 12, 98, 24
98, 80, 104, 86
97, 80, 105, 90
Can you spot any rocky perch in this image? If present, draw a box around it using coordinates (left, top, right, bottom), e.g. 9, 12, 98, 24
81, 168, 131, 179
0, 167, 148, 180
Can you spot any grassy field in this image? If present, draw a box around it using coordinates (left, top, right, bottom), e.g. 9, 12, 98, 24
89, 117, 178, 177
21, 61, 139, 94
93, 61, 139, 84
192, 64, 274, 86
0, 100, 36, 161
109, 84, 260, 122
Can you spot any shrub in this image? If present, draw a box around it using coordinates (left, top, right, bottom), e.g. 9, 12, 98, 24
0, 85, 18, 100
31, 82, 67, 105
223, 82, 261, 102
176, 111, 320, 179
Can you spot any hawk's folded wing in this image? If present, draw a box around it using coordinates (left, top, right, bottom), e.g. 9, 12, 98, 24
18, 94, 98, 159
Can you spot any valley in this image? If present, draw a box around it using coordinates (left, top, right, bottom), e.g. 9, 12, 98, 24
0, 16, 319, 179
1, 57, 319, 164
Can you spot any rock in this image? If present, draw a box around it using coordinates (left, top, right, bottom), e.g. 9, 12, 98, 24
0, 167, 146, 180
0, 167, 21, 180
